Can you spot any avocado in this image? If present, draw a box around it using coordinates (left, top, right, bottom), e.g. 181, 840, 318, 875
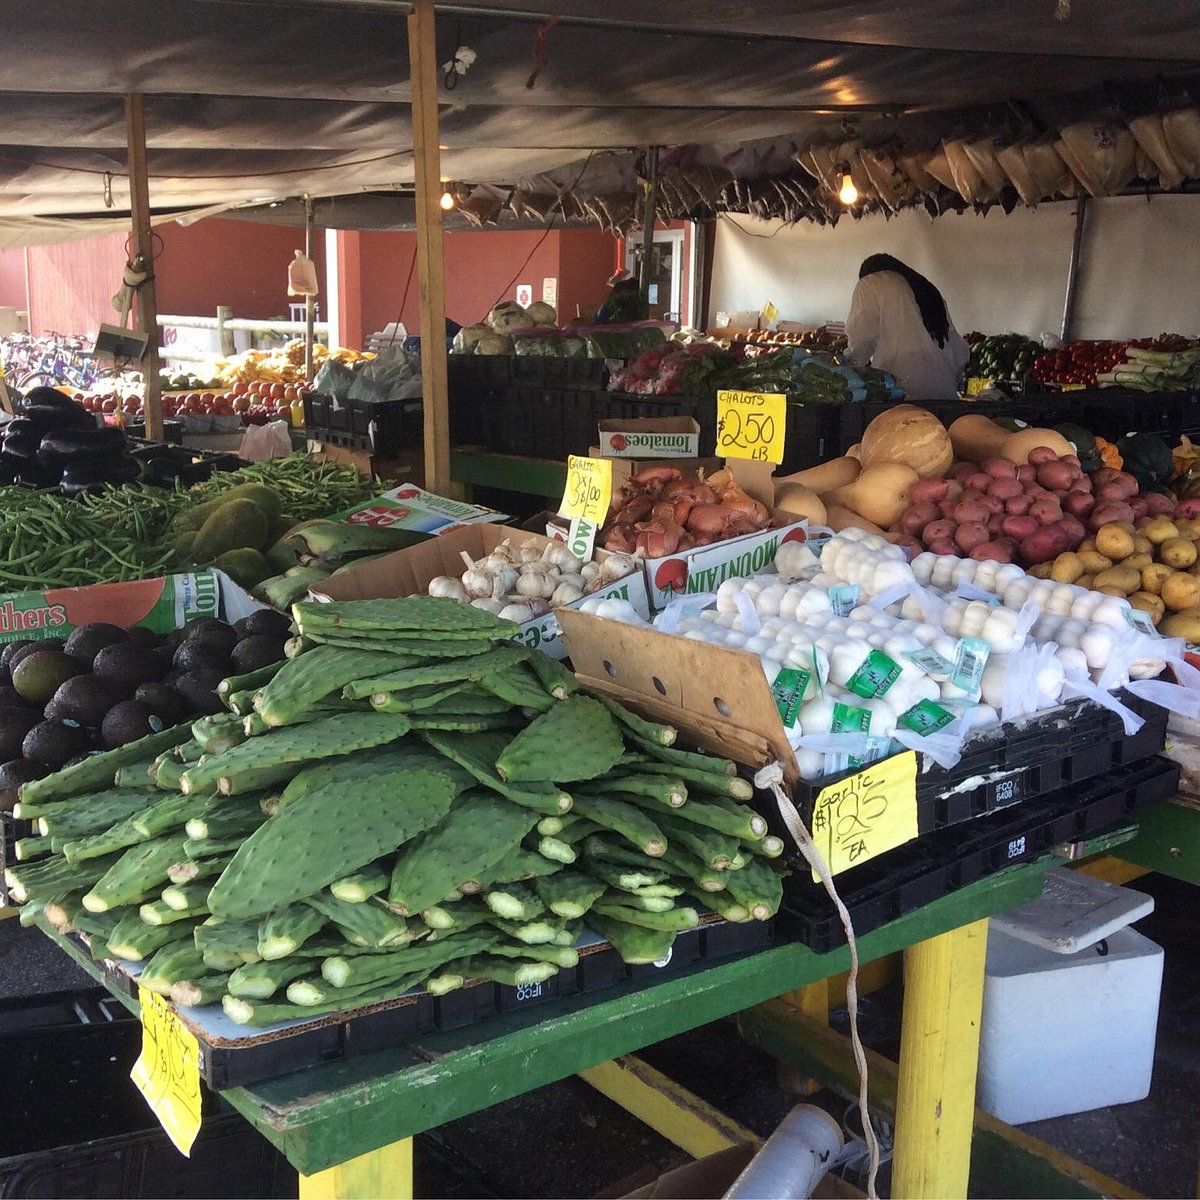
63, 623, 127, 668
191, 498, 271, 562
22, 718, 93, 768
235, 608, 293, 640
133, 682, 188, 725
0, 759, 50, 812
0, 685, 38, 711
91, 643, 165, 691
0, 640, 36, 670
0, 708, 44, 760
169, 617, 232, 648
45, 675, 124, 728
230, 635, 286, 674
101, 700, 162, 749
171, 642, 233, 678
174, 669, 227, 715
8, 639, 66, 671
12, 651, 83, 705
124, 625, 166, 650
214, 547, 272, 590
180, 622, 237, 657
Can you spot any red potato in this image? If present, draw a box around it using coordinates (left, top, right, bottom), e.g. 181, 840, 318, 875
1016, 464, 1036, 485
1057, 516, 1087, 545
1005, 493, 1035, 516
900, 502, 940, 536
1096, 479, 1139, 503
955, 522, 991, 553
887, 533, 923, 560
1071, 473, 1093, 493
1091, 466, 1123, 486
1024, 485, 1055, 502
1129, 497, 1148, 521
954, 463, 977, 485
1027, 446, 1061, 466
1019, 526, 1072, 564
1176, 499, 1200, 520
1030, 498, 1064, 525
1143, 492, 1175, 516
945, 480, 964, 502
923, 518, 957, 546
1036, 461, 1077, 492
954, 498, 991, 524
937, 498, 958, 518
986, 477, 1024, 501
1001, 514, 1039, 540
982, 457, 1017, 479
1061, 454, 1082, 469
966, 471, 992, 493
1087, 500, 1135, 531
971, 541, 1013, 563
927, 538, 958, 555
1063, 491, 1096, 518
987, 512, 1006, 534
977, 494, 1004, 515
994, 537, 1019, 558
909, 478, 950, 505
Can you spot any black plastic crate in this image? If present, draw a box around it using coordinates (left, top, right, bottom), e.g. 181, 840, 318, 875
0, 988, 294, 1198
563, 389, 598, 457
778, 755, 1179, 953
344, 395, 423, 456
530, 389, 566, 460
499, 389, 536, 456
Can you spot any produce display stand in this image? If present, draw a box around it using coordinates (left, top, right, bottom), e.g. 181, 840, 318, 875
29, 821, 1134, 1200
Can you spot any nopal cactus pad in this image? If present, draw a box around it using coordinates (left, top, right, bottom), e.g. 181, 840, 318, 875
495, 695, 624, 783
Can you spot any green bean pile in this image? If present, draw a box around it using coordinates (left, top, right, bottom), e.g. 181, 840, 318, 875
0, 455, 385, 591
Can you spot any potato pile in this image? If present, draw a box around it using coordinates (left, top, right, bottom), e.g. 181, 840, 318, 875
1032, 513, 1200, 635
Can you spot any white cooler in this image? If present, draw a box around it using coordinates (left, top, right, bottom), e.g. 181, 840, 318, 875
976, 869, 1163, 1125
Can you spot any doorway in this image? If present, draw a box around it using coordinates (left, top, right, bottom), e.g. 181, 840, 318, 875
626, 229, 684, 323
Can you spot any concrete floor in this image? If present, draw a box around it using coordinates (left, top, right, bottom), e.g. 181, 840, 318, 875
1, 872, 1196, 1197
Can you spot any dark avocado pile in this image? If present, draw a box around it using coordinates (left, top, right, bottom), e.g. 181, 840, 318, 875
0, 607, 291, 809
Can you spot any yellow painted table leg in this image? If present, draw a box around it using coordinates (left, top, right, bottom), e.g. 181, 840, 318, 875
777, 979, 829, 1096
298, 1139, 413, 1200
892, 918, 988, 1199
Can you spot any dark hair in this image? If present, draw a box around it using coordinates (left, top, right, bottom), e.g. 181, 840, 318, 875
610, 277, 639, 295
859, 254, 951, 348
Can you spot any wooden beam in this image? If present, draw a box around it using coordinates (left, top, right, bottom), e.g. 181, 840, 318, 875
579, 1056, 759, 1158
298, 1139, 412, 1200
304, 197, 317, 383
638, 146, 660, 297
124, 93, 163, 442
407, 0, 451, 494
892, 919, 989, 1199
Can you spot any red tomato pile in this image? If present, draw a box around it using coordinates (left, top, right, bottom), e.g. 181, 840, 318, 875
1028, 341, 1128, 389
75, 383, 311, 426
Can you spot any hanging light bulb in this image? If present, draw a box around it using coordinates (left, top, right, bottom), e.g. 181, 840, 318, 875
838, 172, 858, 206
440, 188, 456, 211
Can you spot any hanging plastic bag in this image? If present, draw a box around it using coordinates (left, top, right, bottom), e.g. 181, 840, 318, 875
287, 250, 319, 297
1056, 121, 1136, 196
960, 135, 1010, 196
239, 418, 293, 461
1162, 107, 1200, 178
942, 138, 996, 204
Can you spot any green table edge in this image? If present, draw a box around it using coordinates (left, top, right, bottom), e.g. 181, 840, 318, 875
451, 448, 566, 499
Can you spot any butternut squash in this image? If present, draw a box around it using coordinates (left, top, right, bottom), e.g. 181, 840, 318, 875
949, 414, 1074, 464
859, 404, 953, 479
773, 483, 827, 527
823, 505, 885, 535
823, 463, 919, 528
846, 443, 862, 460
775, 456, 860, 496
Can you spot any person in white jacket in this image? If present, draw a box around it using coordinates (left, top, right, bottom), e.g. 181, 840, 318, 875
845, 254, 969, 400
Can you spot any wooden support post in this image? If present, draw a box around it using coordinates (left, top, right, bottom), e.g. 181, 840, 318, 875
124, 93, 163, 442
407, 0, 451, 495
579, 1056, 759, 1158
892, 918, 988, 1199
638, 146, 660, 297
298, 1138, 412, 1200
216, 306, 235, 357
304, 197, 317, 382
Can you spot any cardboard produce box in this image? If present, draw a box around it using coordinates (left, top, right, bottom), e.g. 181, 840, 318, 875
334, 483, 506, 535
311, 524, 650, 660
597, 416, 701, 460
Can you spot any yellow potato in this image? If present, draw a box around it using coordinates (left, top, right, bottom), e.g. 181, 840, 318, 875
1027, 562, 1054, 580
1049, 552, 1084, 585
1143, 516, 1180, 545
1161, 536, 1198, 569
1123, 553, 1153, 572
1076, 573, 1096, 589
1078, 537, 1098, 555
1128, 591, 1165, 625
1174, 517, 1200, 539
1097, 586, 1129, 597
1160, 609, 1200, 641
1112, 521, 1137, 534
1161, 571, 1200, 612
1132, 534, 1154, 555
1142, 563, 1174, 595
1093, 566, 1141, 595
1095, 525, 1135, 561
1078, 550, 1114, 575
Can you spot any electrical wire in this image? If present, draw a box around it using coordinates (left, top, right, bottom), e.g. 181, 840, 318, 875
386, 244, 420, 347
718, 212, 789, 238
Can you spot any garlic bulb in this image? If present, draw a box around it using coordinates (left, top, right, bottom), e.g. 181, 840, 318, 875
580, 562, 601, 582
597, 553, 637, 583
527, 598, 552, 616
545, 543, 583, 572
470, 596, 504, 614
551, 581, 584, 606
428, 576, 467, 602
458, 551, 494, 599
498, 601, 535, 622
516, 571, 557, 599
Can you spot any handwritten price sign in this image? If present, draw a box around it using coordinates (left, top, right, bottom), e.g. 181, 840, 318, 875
131, 987, 202, 1155
559, 456, 612, 561
716, 390, 786, 463
809, 750, 917, 880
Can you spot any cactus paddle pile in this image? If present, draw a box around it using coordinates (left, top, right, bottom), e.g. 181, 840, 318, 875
6, 596, 783, 1030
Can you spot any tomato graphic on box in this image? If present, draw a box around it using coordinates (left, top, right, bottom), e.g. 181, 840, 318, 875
349, 505, 412, 527
654, 559, 688, 595
781, 527, 808, 545
608, 434, 628, 452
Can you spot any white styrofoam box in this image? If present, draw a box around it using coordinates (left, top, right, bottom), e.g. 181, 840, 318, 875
977, 924, 1163, 1125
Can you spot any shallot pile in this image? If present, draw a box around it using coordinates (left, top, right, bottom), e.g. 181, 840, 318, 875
890, 449, 1174, 567
426, 539, 637, 624
602, 466, 772, 557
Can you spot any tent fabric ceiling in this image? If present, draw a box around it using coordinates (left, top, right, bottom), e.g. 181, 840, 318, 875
0, 0, 1198, 235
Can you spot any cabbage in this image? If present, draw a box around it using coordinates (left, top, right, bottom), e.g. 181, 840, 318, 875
524, 301, 557, 327
474, 332, 514, 355
489, 302, 528, 333
451, 322, 492, 353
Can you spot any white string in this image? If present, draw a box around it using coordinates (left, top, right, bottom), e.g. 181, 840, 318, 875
753, 761, 881, 1200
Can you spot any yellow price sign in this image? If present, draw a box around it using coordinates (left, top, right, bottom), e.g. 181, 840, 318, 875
131, 987, 202, 1156
809, 750, 918, 880
965, 376, 993, 397
760, 299, 780, 325
559, 455, 612, 524
716, 390, 787, 464
1060, 382, 1086, 391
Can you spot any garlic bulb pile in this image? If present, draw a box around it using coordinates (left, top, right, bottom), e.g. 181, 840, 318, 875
426, 539, 637, 623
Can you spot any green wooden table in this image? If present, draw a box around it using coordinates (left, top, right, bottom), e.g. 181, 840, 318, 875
35, 829, 1125, 1200
451, 447, 566, 500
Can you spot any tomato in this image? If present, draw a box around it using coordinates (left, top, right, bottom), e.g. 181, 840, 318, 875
200, 392, 215, 405
101, 397, 118, 413
269, 383, 286, 401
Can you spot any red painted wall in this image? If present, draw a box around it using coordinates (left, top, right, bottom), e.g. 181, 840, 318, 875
0, 247, 27, 313
557, 228, 620, 324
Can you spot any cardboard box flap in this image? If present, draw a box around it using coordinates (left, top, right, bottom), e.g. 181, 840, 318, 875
557, 609, 798, 786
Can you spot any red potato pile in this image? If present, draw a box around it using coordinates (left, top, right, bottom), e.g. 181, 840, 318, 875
889, 448, 1174, 567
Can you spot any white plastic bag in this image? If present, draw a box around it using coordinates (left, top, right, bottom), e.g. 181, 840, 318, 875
239, 419, 293, 461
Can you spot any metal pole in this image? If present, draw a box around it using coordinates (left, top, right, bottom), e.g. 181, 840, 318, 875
124, 93, 164, 442
304, 197, 317, 382
1060, 195, 1088, 342
639, 146, 660, 297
